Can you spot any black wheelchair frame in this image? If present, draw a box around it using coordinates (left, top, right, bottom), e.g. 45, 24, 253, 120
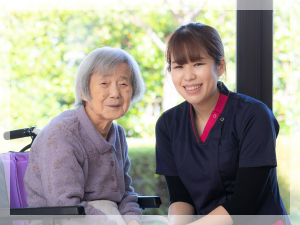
2, 127, 162, 217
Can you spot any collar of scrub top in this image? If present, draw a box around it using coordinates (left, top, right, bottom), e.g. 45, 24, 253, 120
190, 81, 230, 143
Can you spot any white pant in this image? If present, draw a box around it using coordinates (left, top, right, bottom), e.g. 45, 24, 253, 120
88, 200, 127, 225
28, 201, 127, 225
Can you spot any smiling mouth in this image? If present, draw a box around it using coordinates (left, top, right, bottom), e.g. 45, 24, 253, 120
184, 84, 203, 91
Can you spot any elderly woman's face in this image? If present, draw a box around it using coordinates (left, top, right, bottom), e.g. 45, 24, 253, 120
83, 62, 132, 122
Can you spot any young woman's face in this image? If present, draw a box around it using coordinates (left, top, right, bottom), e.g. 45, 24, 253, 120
83, 62, 133, 123
170, 52, 225, 106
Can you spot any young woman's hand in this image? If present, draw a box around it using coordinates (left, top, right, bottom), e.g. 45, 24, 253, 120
187, 206, 233, 225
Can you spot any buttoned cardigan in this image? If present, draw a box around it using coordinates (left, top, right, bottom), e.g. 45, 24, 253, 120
24, 105, 141, 223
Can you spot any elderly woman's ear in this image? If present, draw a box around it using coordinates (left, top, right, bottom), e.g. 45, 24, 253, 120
79, 88, 88, 106
81, 93, 88, 102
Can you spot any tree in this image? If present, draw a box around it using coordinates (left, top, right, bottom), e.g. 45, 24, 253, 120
127, 0, 208, 111
8, 6, 237, 138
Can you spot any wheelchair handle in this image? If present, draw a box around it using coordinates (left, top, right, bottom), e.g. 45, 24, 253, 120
3, 127, 41, 140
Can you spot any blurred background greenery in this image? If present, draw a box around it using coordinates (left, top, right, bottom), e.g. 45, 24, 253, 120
0, 0, 299, 217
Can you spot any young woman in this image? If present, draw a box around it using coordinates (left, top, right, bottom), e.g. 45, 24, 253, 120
155, 22, 290, 225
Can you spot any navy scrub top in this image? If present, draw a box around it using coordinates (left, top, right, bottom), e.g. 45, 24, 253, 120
156, 82, 288, 217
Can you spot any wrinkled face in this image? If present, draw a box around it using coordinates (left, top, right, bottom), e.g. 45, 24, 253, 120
83, 62, 133, 122
170, 53, 225, 106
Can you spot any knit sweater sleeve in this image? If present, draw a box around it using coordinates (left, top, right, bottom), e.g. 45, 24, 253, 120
25, 124, 107, 216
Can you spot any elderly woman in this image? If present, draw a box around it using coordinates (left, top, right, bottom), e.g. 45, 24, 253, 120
24, 47, 144, 225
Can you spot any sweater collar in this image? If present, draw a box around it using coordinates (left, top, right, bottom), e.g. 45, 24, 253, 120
75, 105, 117, 154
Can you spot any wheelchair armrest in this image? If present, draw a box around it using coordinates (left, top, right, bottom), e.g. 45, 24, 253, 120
8, 197, 160, 216
10, 205, 85, 215
138, 196, 162, 209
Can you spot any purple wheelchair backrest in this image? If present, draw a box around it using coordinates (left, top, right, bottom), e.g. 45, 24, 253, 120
0, 152, 29, 208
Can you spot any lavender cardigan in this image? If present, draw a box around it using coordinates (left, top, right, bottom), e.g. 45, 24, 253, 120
24, 106, 141, 223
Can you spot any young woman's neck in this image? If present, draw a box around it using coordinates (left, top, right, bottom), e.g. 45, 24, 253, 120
192, 87, 220, 122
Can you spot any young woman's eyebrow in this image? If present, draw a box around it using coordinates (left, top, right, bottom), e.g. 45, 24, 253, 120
193, 56, 207, 61
171, 59, 206, 64
192, 59, 206, 63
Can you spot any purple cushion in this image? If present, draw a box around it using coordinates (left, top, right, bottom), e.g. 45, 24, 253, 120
0, 152, 29, 208
13, 152, 29, 208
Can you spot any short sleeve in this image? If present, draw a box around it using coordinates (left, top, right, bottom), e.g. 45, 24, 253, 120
239, 102, 279, 167
155, 113, 178, 176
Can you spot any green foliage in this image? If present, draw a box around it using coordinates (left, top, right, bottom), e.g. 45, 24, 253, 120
7, 5, 298, 137
9, 10, 167, 137
0, 10, 12, 133
8, 9, 240, 137
277, 171, 290, 214
128, 146, 168, 215
273, 10, 292, 135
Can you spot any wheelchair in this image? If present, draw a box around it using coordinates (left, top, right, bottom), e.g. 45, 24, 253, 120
0, 127, 169, 225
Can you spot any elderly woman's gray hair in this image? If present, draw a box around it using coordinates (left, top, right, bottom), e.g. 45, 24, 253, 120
74, 47, 145, 107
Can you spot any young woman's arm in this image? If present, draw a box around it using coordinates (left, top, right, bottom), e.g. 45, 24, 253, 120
188, 166, 272, 225
165, 175, 231, 225
165, 166, 272, 225
165, 176, 196, 225
169, 202, 196, 225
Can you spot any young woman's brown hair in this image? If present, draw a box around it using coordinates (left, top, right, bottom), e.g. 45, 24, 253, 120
166, 22, 225, 72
